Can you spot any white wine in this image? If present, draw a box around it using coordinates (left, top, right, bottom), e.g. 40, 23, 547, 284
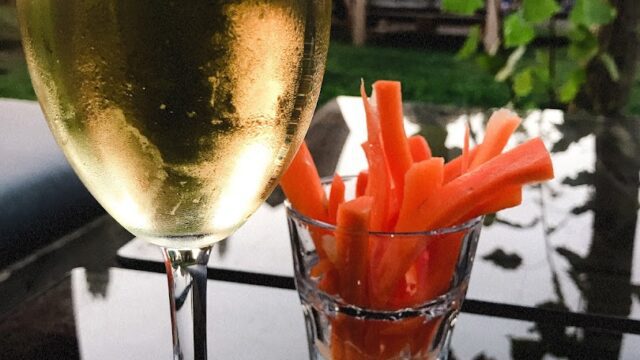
18, 0, 331, 248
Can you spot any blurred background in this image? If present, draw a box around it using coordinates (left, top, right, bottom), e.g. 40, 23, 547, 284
3, 0, 640, 116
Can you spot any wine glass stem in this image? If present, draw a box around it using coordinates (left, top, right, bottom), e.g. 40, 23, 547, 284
162, 246, 212, 360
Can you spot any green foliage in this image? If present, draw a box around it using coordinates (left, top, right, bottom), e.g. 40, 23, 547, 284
570, 0, 617, 26
503, 11, 536, 48
559, 70, 587, 103
453, 0, 618, 108
567, 25, 599, 65
496, 46, 526, 81
598, 52, 620, 81
513, 68, 534, 97
523, 0, 561, 23
456, 25, 481, 60
441, 0, 484, 16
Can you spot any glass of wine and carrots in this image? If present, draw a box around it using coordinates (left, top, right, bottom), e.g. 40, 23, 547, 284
17, 1, 332, 359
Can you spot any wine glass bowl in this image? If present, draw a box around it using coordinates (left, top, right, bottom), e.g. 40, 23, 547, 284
17, 1, 331, 359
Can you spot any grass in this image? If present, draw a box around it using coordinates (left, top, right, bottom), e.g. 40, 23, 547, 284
319, 41, 511, 108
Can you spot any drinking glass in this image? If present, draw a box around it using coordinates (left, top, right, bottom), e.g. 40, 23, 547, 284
17, 1, 331, 359
286, 177, 482, 359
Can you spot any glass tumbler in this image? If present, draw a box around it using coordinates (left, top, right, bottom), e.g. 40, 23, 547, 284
286, 177, 482, 360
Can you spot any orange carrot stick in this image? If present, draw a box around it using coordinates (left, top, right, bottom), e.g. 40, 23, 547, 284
443, 145, 481, 183
470, 109, 522, 169
375, 138, 552, 302
361, 84, 392, 231
328, 174, 346, 224
403, 137, 550, 232
336, 196, 373, 307
454, 185, 522, 225
462, 124, 470, 173
395, 158, 445, 231
280, 142, 327, 221
369, 159, 444, 306
373, 81, 413, 209
356, 170, 368, 197
408, 135, 432, 162
419, 137, 553, 231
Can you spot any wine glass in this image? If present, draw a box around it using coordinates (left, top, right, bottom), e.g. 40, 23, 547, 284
17, 1, 331, 359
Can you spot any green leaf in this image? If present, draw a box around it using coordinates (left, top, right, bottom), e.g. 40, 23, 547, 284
568, 25, 598, 65
523, 0, 561, 23
503, 11, 536, 48
496, 46, 526, 81
569, 0, 617, 27
513, 68, 534, 97
456, 26, 481, 60
559, 70, 586, 103
599, 53, 620, 81
441, 0, 484, 15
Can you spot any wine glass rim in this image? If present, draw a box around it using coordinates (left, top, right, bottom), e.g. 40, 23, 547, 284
284, 175, 483, 236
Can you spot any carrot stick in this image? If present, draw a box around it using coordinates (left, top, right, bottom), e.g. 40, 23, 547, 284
336, 196, 373, 307
403, 137, 552, 232
356, 170, 368, 197
443, 145, 481, 183
361, 84, 393, 231
461, 124, 470, 173
311, 257, 335, 278
408, 135, 432, 162
374, 138, 552, 302
373, 81, 413, 211
280, 142, 327, 221
454, 185, 522, 225
419, 137, 553, 231
328, 174, 346, 224
395, 158, 445, 231
370, 159, 444, 307
469, 109, 522, 169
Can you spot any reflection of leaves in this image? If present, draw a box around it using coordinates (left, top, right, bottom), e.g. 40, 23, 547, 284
511, 338, 545, 360
495, 216, 540, 229
472, 353, 496, 360
630, 284, 640, 302
483, 213, 497, 226
556, 246, 589, 295
482, 248, 522, 270
562, 170, 594, 186
550, 112, 600, 153
556, 246, 586, 270
570, 197, 594, 215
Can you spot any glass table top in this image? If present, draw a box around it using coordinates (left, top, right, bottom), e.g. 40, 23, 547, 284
2, 267, 639, 359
